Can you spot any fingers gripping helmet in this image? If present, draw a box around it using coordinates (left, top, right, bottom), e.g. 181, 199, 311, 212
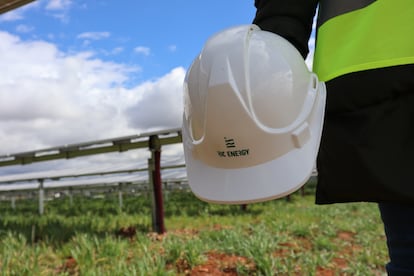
182, 25, 326, 204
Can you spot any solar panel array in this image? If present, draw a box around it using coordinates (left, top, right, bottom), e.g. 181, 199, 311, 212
0, 128, 187, 221
0, 162, 187, 193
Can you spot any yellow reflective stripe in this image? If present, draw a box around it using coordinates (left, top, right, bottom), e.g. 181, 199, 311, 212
313, 0, 414, 81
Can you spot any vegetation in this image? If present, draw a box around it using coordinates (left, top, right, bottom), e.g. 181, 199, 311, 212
0, 186, 388, 275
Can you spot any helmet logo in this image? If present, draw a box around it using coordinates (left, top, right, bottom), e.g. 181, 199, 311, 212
224, 137, 236, 148
217, 137, 250, 158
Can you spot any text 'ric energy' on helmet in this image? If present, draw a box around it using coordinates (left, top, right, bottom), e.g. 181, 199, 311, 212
182, 25, 326, 204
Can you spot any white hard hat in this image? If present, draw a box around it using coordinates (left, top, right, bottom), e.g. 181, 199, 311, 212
182, 25, 326, 204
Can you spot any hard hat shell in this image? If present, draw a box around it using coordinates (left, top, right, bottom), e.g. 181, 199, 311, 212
182, 25, 326, 204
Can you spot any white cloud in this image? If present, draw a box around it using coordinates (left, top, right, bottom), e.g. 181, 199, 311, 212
15, 24, 34, 33
111, 47, 124, 55
0, 10, 24, 21
77, 31, 110, 40
125, 67, 185, 131
77, 32, 111, 47
134, 46, 150, 56
46, 0, 72, 11
0, 31, 185, 158
44, 0, 73, 23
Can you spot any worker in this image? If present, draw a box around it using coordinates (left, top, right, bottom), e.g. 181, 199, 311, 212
252, 1, 414, 274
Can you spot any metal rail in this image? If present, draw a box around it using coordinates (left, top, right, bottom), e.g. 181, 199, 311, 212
0, 128, 182, 167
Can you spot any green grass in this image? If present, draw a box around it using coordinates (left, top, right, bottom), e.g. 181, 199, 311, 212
0, 188, 388, 275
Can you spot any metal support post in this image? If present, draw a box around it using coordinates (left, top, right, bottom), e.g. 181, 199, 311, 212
38, 179, 44, 215
69, 188, 73, 206
149, 135, 165, 234
118, 183, 123, 210
11, 196, 16, 210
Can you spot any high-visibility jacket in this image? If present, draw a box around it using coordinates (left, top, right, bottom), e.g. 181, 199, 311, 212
253, 0, 414, 204
313, 0, 414, 81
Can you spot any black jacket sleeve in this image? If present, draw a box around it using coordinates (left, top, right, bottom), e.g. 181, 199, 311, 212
253, 0, 318, 58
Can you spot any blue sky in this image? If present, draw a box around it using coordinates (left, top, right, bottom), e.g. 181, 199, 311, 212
0, 0, 256, 173
0, 0, 315, 174
1, 1, 255, 83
